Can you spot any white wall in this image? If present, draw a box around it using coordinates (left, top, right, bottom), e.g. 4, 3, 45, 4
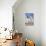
13, 0, 41, 46
0, 0, 16, 30
41, 0, 46, 46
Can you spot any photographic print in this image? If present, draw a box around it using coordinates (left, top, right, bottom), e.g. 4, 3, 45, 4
25, 13, 34, 26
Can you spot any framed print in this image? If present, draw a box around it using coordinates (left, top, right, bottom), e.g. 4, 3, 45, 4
25, 13, 34, 26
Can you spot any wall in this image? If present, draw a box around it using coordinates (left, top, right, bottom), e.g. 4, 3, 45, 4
0, 0, 16, 30
13, 0, 41, 46
41, 0, 46, 46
